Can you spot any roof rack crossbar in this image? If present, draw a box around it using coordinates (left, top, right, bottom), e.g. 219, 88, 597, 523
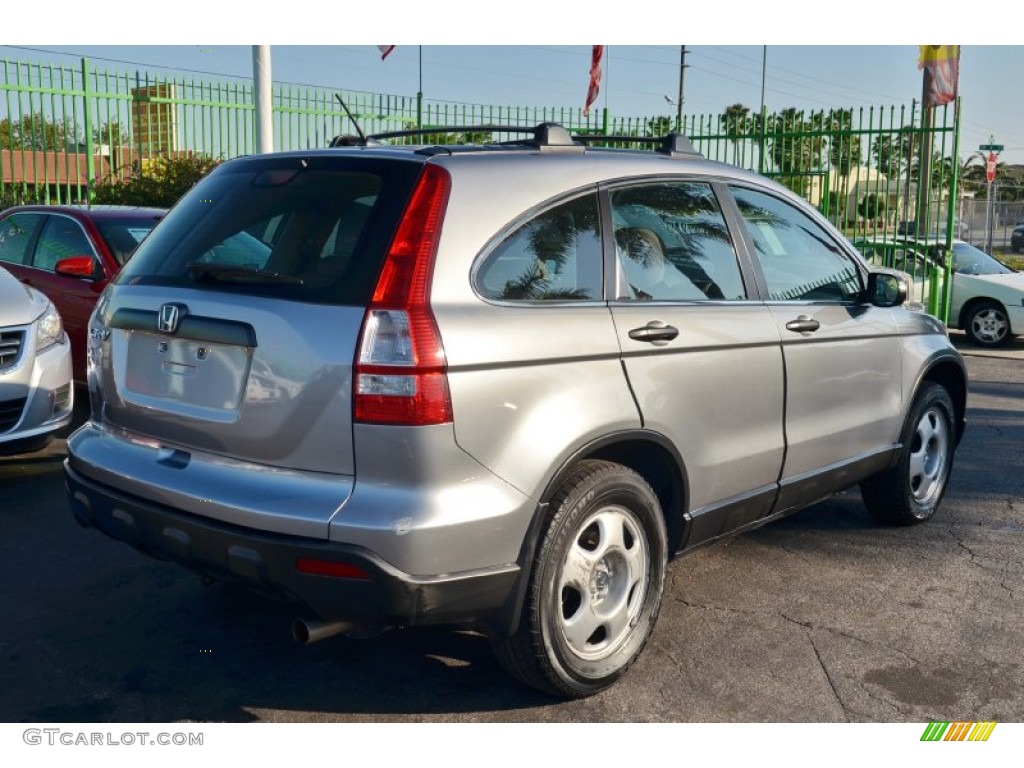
366, 124, 529, 141
571, 131, 702, 158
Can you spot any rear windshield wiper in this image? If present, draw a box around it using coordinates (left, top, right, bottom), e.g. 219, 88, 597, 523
187, 263, 304, 286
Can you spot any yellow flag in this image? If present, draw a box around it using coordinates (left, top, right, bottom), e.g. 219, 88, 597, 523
918, 45, 960, 107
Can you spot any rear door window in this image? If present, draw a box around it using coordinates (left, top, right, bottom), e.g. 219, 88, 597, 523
609, 182, 747, 301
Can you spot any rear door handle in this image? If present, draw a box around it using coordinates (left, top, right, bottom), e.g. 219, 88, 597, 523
628, 321, 679, 343
785, 315, 820, 333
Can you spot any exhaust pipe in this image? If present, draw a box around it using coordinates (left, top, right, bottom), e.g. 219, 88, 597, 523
292, 619, 358, 645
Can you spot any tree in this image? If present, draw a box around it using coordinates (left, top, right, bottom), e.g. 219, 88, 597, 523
871, 127, 919, 179
417, 130, 493, 145
0, 112, 80, 150
767, 108, 826, 197
857, 193, 886, 224
645, 115, 674, 138
826, 109, 862, 176
720, 103, 751, 165
93, 119, 131, 148
910, 151, 956, 197
92, 153, 220, 207
960, 151, 1016, 200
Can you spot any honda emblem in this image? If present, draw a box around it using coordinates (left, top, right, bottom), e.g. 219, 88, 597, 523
158, 303, 187, 334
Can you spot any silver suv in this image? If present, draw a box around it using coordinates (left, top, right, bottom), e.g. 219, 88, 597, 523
65, 124, 966, 698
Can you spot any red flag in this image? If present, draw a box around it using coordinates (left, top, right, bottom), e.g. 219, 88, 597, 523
918, 45, 960, 107
583, 45, 604, 117
378, 45, 395, 61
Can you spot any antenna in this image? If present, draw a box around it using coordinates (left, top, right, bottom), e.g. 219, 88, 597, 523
333, 94, 366, 145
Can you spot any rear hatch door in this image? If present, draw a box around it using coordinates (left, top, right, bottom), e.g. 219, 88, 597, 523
91, 154, 424, 510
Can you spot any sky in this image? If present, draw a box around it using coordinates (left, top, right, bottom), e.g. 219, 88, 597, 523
3, 4, 1022, 167
4, 43, 1020, 164
2, 4, 1024, 169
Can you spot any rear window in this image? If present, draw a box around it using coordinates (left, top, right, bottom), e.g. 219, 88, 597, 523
96, 217, 162, 265
116, 155, 422, 305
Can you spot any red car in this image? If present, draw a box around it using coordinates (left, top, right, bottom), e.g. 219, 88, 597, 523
0, 205, 165, 382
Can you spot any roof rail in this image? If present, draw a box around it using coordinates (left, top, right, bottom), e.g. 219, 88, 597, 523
329, 122, 581, 151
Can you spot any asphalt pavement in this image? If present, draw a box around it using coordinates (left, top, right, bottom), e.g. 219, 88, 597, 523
0, 345, 1021, 723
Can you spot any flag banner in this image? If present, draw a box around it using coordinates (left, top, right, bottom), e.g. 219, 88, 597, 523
583, 45, 604, 117
378, 46, 395, 61
918, 45, 960, 107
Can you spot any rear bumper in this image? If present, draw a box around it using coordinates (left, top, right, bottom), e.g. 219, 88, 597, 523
65, 461, 519, 627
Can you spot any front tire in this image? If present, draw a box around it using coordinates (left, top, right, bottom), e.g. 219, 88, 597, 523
493, 460, 667, 698
861, 383, 956, 526
964, 300, 1011, 347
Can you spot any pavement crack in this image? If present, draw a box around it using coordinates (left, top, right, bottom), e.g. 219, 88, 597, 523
807, 631, 849, 722
948, 526, 980, 561
999, 580, 1017, 600
857, 680, 916, 720
674, 596, 760, 618
779, 542, 815, 566
778, 611, 922, 665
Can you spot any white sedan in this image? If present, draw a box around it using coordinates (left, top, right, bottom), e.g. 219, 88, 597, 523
854, 238, 1024, 348
0, 265, 73, 454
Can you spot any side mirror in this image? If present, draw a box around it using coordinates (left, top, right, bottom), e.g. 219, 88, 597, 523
54, 255, 96, 278
867, 271, 908, 308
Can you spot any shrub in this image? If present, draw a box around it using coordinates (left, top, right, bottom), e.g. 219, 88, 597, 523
92, 153, 220, 208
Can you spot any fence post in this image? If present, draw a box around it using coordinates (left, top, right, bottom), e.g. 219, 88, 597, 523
81, 57, 94, 202
941, 98, 963, 325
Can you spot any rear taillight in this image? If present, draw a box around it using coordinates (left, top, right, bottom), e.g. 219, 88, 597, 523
354, 164, 452, 426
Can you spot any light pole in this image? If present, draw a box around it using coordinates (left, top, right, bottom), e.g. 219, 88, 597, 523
757, 46, 768, 174
676, 45, 688, 131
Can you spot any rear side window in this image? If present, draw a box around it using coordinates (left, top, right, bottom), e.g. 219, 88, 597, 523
116, 156, 423, 306
475, 193, 602, 301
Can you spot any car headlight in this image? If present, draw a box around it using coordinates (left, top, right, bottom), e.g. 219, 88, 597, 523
35, 300, 65, 352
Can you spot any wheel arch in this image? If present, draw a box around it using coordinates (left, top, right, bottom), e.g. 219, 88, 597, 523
916, 354, 968, 445
487, 430, 689, 638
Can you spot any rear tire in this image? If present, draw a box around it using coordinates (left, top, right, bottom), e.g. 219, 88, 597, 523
493, 460, 667, 698
861, 383, 955, 526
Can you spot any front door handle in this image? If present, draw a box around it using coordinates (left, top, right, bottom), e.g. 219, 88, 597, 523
628, 321, 679, 343
785, 315, 820, 333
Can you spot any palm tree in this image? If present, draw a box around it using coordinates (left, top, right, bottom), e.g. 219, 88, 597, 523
960, 151, 1004, 198
720, 103, 751, 166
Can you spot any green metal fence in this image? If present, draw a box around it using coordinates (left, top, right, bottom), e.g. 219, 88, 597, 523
0, 55, 621, 207
1, 55, 960, 319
